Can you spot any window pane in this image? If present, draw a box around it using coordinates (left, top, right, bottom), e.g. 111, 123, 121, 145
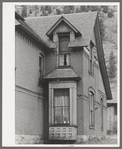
54, 107, 62, 124
59, 35, 70, 53
54, 89, 69, 97
63, 107, 69, 124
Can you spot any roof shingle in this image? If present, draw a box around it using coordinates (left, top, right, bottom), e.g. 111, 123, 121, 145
43, 68, 81, 80
25, 12, 97, 48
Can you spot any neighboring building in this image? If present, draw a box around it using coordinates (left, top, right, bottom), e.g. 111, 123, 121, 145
107, 88, 117, 134
15, 11, 112, 144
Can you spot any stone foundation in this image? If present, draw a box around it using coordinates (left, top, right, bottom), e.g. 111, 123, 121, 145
15, 135, 44, 144
76, 135, 89, 143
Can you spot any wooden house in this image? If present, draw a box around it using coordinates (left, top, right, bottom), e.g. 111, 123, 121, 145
15, 11, 112, 144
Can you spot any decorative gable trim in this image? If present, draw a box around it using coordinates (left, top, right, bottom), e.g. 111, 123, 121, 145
46, 16, 81, 37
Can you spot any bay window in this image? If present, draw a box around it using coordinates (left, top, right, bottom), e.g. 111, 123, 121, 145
54, 89, 70, 125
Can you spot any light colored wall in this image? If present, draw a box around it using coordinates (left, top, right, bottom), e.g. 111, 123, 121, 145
81, 29, 107, 137
15, 30, 45, 143
15, 30, 45, 93
15, 87, 44, 135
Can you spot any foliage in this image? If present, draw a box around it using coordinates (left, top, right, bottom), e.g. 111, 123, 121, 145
103, 6, 109, 13
98, 11, 106, 40
29, 9, 32, 14
21, 5, 27, 18
45, 5, 52, 14
56, 8, 61, 15
108, 51, 117, 78
107, 10, 114, 18
63, 6, 71, 14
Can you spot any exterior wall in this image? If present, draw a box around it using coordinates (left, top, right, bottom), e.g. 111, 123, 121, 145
15, 30, 45, 144
79, 29, 107, 139
15, 30, 45, 93
45, 50, 57, 75
71, 48, 83, 94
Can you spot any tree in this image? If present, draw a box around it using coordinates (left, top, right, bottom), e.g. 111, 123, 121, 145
108, 51, 117, 78
40, 6, 48, 16
63, 6, 71, 14
75, 7, 81, 13
103, 6, 108, 13
107, 10, 114, 18
91, 6, 99, 11
80, 6, 86, 12
98, 12, 106, 40
21, 5, 27, 18
29, 9, 32, 14
56, 8, 61, 15
47, 6, 52, 14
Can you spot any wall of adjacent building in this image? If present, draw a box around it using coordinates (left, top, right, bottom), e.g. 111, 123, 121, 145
107, 105, 117, 133
15, 30, 45, 144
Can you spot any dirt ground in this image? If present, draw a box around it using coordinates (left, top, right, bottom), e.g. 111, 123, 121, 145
87, 135, 117, 144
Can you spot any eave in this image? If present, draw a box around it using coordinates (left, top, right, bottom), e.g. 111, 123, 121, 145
15, 12, 55, 50
46, 16, 81, 37
94, 13, 112, 100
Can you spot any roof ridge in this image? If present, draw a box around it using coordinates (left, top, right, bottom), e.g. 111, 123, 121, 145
25, 11, 98, 20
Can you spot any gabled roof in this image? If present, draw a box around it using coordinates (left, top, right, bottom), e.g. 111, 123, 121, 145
15, 19, 20, 25
15, 12, 54, 49
25, 12, 97, 48
46, 16, 81, 37
43, 68, 81, 81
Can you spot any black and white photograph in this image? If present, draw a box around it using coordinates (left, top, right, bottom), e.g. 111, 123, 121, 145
3, 2, 120, 147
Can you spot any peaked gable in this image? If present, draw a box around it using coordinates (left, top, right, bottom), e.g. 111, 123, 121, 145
46, 16, 81, 37
25, 12, 97, 48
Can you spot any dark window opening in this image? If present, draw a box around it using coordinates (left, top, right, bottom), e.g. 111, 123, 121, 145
114, 106, 117, 115
38, 54, 44, 86
89, 91, 95, 127
101, 98, 103, 129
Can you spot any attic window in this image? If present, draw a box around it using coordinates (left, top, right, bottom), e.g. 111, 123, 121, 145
58, 33, 70, 66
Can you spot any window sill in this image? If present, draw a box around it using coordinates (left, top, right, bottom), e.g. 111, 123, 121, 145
89, 126, 95, 129
50, 125, 77, 128
58, 65, 71, 69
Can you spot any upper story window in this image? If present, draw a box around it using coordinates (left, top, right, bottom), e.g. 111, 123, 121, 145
54, 88, 70, 125
89, 91, 95, 127
101, 98, 103, 130
89, 41, 95, 75
58, 33, 70, 66
38, 53, 44, 86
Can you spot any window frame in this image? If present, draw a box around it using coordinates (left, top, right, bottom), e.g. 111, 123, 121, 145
53, 88, 70, 125
89, 42, 95, 75
89, 90, 95, 128
38, 53, 44, 86
58, 33, 70, 67
101, 98, 104, 130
